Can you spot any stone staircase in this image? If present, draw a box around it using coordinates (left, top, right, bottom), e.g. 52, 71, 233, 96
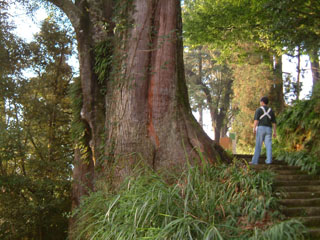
234, 155, 320, 239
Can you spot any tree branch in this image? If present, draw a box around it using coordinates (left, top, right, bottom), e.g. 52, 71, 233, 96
46, 0, 81, 30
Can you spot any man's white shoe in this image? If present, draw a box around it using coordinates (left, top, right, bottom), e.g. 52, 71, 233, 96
249, 162, 257, 165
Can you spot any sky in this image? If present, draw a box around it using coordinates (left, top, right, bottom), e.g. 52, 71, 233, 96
9, 4, 48, 42
282, 54, 313, 99
9, 3, 79, 76
9, 4, 314, 140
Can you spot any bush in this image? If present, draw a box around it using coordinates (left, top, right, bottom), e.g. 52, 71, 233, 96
275, 90, 320, 173
276, 150, 320, 175
72, 160, 305, 239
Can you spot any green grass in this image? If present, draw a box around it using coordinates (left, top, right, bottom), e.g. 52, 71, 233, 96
72, 160, 305, 240
249, 219, 306, 240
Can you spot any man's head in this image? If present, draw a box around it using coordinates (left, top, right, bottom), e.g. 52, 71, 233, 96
260, 96, 269, 105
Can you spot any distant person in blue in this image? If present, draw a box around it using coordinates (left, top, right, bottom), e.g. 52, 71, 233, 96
250, 97, 276, 165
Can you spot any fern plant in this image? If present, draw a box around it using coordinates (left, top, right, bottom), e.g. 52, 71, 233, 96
275, 89, 320, 174
276, 150, 320, 175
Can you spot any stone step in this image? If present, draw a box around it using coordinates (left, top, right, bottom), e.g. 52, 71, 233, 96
307, 227, 320, 239
250, 164, 301, 171
245, 156, 320, 238
233, 155, 287, 165
281, 207, 320, 217
276, 191, 320, 199
274, 180, 320, 187
279, 198, 320, 208
301, 216, 320, 227
272, 165, 301, 170
233, 154, 267, 161
271, 169, 306, 175
275, 174, 320, 181
274, 185, 320, 193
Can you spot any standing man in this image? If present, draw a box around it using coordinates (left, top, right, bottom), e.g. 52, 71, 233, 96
250, 97, 276, 165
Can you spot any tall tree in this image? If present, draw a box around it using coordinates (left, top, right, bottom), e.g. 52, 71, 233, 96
185, 46, 233, 142
0, 17, 73, 239
183, 0, 285, 104
21, 0, 229, 213
183, 0, 320, 93
183, 0, 285, 151
260, 0, 320, 90
231, 43, 279, 152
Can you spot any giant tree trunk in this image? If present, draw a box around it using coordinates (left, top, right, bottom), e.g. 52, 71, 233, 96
104, 0, 228, 184
50, 0, 228, 218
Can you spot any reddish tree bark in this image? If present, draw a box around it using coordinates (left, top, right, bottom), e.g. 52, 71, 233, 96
47, 0, 229, 230
104, 0, 228, 183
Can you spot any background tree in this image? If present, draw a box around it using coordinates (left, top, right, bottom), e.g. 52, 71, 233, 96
183, 0, 320, 94
0, 3, 31, 237
229, 43, 281, 152
183, 0, 287, 152
183, 0, 285, 104
184, 46, 233, 142
0, 17, 73, 239
259, 0, 320, 91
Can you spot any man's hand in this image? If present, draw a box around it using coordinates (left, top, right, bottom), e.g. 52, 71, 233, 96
253, 120, 259, 134
253, 127, 257, 134
273, 132, 277, 138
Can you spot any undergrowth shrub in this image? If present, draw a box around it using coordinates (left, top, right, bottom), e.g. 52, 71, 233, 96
274, 88, 320, 174
72, 160, 305, 239
276, 150, 319, 175
249, 219, 305, 240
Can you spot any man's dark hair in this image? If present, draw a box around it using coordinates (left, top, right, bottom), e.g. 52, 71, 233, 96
260, 96, 269, 104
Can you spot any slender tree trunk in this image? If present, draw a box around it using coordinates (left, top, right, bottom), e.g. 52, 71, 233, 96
212, 73, 232, 142
310, 49, 320, 92
296, 47, 301, 100
0, 96, 6, 175
214, 120, 222, 142
221, 125, 228, 138
198, 46, 204, 128
272, 55, 285, 112
198, 106, 204, 127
